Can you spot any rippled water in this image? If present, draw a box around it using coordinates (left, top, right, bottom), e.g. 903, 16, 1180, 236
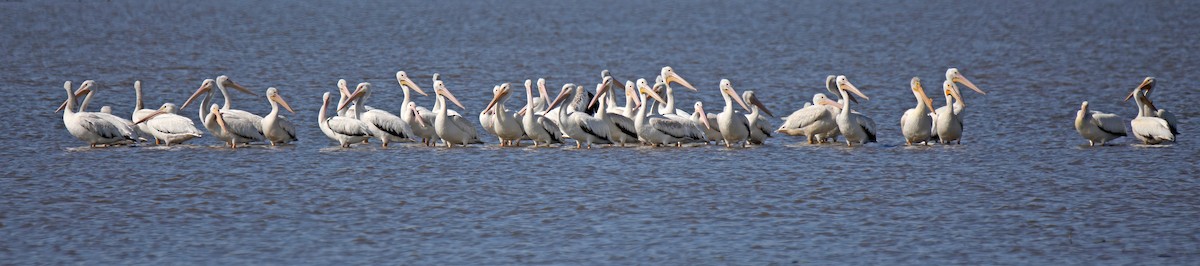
3, 0, 1199, 264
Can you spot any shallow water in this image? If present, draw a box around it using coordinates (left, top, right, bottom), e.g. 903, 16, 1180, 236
2, 0, 1199, 264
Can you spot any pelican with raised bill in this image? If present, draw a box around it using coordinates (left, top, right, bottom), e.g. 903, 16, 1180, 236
342, 82, 417, 148
900, 77, 936, 145
743, 90, 774, 145
57, 80, 137, 147
261, 87, 298, 146
1125, 79, 1175, 145
1074, 101, 1126, 146
833, 76, 875, 146
521, 79, 563, 147
133, 103, 203, 146
1124, 77, 1179, 136
318, 92, 372, 148
546, 84, 611, 149
482, 82, 525, 146
432, 79, 483, 147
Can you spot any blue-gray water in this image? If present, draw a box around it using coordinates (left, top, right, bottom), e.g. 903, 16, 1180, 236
3, 0, 1199, 264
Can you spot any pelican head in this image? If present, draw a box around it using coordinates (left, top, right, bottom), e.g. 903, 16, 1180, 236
911, 77, 935, 115
266, 87, 295, 114
338, 82, 371, 111
637, 80, 666, 104
588, 76, 618, 108
134, 103, 183, 124
180, 79, 215, 110
742, 90, 775, 117
434, 80, 465, 110
484, 83, 512, 114
661, 66, 698, 91
1124, 76, 1155, 102
946, 68, 985, 95
396, 71, 426, 96
694, 101, 713, 130
720, 79, 751, 112
210, 104, 230, 133
536, 78, 549, 99
216, 75, 257, 96
543, 83, 576, 114
407, 101, 426, 127
55, 80, 93, 113
835, 75, 870, 100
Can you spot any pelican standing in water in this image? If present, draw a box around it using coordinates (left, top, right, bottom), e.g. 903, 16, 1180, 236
742, 90, 774, 145
900, 77, 936, 145
833, 76, 875, 146
777, 93, 841, 144
261, 87, 298, 146
394, 71, 433, 145
634, 80, 710, 146
931, 68, 986, 140
482, 82, 525, 146
343, 82, 417, 147
692, 101, 721, 145
479, 85, 501, 139
589, 77, 639, 146
318, 92, 372, 147
1124, 77, 1179, 135
522, 79, 563, 147
1074, 101, 1126, 146
58, 80, 136, 147
716, 79, 753, 148
935, 80, 966, 144
1125, 80, 1175, 145
131, 80, 158, 142
432, 79, 482, 147
546, 84, 612, 149
133, 103, 203, 146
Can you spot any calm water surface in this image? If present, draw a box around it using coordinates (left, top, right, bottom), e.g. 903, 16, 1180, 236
2, 0, 1199, 264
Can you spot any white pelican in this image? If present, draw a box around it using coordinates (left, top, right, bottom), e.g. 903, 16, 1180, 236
1126, 80, 1175, 144
206, 103, 262, 149
393, 71, 433, 145
317, 92, 372, 147
655, 66, 700, 117
743, 90, 775, 145
931, 68, 986, 139
261, 87, 297, 146
521, 79, 563, 147
900, 77, 936, 145
934, 80, 965, 144
1074, 101, 1126, 146
634, 81, 710, 146
716, 79, 753, 147
482, 83, 525, 146
432, 79, 482, 147
133, 103, 203, 146
589, 78, 638, 146
131, 80, 158, 142
479, 85, 501, 139
181, 78, 264, 146
58, 80, 136, 147
342, 83, 417, 147
546, 84, 611, 149
692, 101, 721, 144
833, 76, 875, 146
1125, 77, 1179, 135
56, 81, 139, 143
777, 93, 840, 144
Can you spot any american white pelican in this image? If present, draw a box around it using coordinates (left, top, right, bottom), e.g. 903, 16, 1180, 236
521, 79, 563, 147
900, 77, 936, 145
742, 90, 775, 145
342, 83, 416, 147
716, 79, 753, 147
58, 80, 136, 147
479, 85, 501, 138
1074, 101, 1126, 146
206, 103, 262, 149
777, 93, 840, 144
317, 92, 372, 147
133, 103, 203, 146
1125, 77, 1179, 135
931, 68, 986, 140
181, 78, 264, 146
692, 101, 721, 144
1126, 80, 1175, 144
655, 66, 700, 117
934, 80, 965, 144
589, 78, 638, 146
56, 81, 139, 143
131, 80, 158, 142
833, 76, 875, 146
483, 83, 525, 146
432, 79, 482, 147
634, 81, 710, 146
394, 71, 432, 145
546, 84, 611, 149
261, 87, 297, 146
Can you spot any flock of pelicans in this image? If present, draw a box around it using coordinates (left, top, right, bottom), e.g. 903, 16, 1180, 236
56, 66, 1180, 149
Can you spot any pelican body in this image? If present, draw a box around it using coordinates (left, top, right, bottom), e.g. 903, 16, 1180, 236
318, 92, 372, 147
59, 80, 136, 147
633, 80, 710, 146
483, 83, 526, 146
935, 80, 965, 144
716, 79, 753, 147
133, 103, 203, 146
261, 87, 298, 146
432, 80, 482, 147
743, 90, 774, 145
900, 77, 936, 145
832, 76, 875, 146
1126, 79, 1175, 145
343, 83, 417, 147
522, 80, 563, 147
547, 84, 611, 149
1074, 101, 1126, 146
